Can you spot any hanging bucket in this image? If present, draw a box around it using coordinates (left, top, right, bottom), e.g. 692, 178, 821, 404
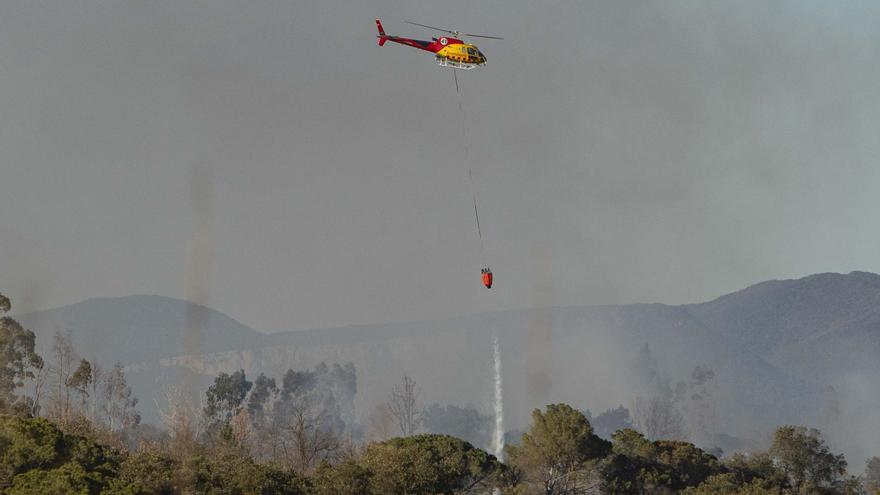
481, 268, 493, 289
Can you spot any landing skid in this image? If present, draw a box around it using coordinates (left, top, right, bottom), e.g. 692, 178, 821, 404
435, 57, 482, 70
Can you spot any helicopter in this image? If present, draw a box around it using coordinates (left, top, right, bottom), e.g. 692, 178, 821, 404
375, 19, 502, 70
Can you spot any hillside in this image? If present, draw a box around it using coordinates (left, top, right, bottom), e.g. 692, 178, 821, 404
686, 271, 880, 381
16, 295, 267, 365
14, 272, 880, 460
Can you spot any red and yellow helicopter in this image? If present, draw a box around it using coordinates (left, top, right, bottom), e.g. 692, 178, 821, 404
375, 19, 502, 70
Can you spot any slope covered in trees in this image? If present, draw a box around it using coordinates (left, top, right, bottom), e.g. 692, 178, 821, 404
4, 290, 880, 494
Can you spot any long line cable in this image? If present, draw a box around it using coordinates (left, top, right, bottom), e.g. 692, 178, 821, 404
453, 68, 487, 261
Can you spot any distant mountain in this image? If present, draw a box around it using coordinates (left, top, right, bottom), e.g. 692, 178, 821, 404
686, 271, 880, 381
13, 273, 880, 461
16, 295, 268, 365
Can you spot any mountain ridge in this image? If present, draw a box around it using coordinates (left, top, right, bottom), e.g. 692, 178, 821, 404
12, 271, 880, 461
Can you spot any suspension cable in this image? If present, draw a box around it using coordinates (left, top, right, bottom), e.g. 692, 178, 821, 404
453, 69, 487, 261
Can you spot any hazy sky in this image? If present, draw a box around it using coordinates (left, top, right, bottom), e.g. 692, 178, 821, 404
2, 1, 879, 332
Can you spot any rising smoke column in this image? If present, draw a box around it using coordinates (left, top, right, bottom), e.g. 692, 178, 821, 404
182, 164, 214, 407
492, 332, 504, 460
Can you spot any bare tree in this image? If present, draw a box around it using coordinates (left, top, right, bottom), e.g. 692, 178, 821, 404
246, 384, 283, 462
50, 330, 76, 421
155, 383, 202, 458
279, 403, 340, 473
229, 408, 253, 448
632, 396, 684, 440
367, 402, 395, 441
387, 375, 420, 437
102, 362, 139, 431
90, 363, 103, 423
26, 363, 46, 417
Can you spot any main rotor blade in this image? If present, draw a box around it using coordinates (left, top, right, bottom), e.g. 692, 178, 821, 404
405, 20, 457, 35
462, 33, 504, 40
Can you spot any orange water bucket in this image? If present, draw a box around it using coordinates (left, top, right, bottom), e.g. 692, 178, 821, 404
481, 268, 493, 289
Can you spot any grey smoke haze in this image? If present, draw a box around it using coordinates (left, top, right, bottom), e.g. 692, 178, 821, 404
2, 1, 879, 332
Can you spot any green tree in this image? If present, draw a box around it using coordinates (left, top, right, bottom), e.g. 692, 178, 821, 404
600, 452, 663, 494
611, 428, 656, 460
0, 415, 125, 493
0, 293, 43, 415
67, 359, 92, 413
507, 403, 611, 495
204, 369, 253, 424
601, 430, 723, 494
176, 451, 306, 495
682, 473, 785, 495
247, 373, 277, 417
653, 440, 721, 489
311, 460, 372, 495
6, 462, 93, 495
724, 452, 789, 490
117, 448, 177, 494
769, 426, 847, 494
360, 434, 505, 495
866, 457, 880, 494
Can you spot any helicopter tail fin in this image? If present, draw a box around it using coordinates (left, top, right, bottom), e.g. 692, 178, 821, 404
376, 19, 388, 46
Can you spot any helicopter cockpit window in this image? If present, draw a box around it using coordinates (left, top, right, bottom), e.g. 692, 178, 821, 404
467, 48, 476, 56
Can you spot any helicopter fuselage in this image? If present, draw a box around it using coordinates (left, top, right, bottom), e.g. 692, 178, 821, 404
376, 20, 487, 69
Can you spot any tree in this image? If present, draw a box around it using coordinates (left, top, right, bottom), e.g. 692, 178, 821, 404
360, 434, 505, 494
103, 362, 140, 431
90, 363, 104, 423
277, 403, 340, 473
367, 403, 394, 442
388, 375, 420, 437
723, 452, 790, 491
632, 395, 685, 440
769, 426, 847, 494
0, 415, 127, 494
682, 473, 785, 495
67, 359, 92, 413
601, 430, 723, 494
204, 369, 252, 424
154, 383, 201, 458
585, 405, 634, 440
610, 428, 656, 460
175, 450, 307, 495
681, 365, 718, 444
866, 457, 880, 494
0, 293, 43, 415
117, 447, 177, 494
635, 343, 672, 398
422, 402, 492, 450
276, 363, 359, 440
311, 460, 371, 495
25, 362, 47, 418
602, 429, 664, 495
507, 403, 611, 495
50, 330, 77, 421
653, 440, 721, 489
247, 372, 277, 417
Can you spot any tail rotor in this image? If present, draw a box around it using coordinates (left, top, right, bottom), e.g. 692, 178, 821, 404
375, 19, 389, 46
